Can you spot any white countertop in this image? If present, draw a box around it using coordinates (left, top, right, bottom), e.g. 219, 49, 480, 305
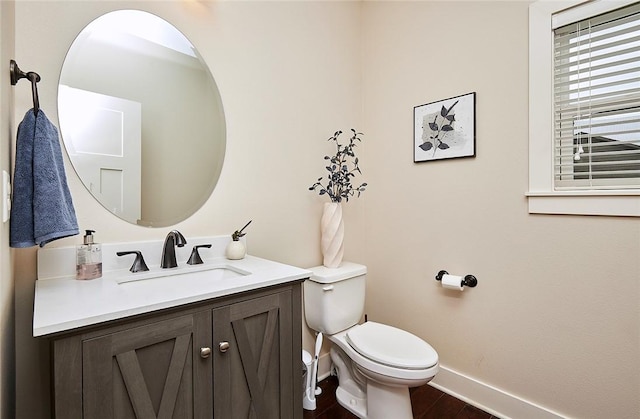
33, 237, 311, 337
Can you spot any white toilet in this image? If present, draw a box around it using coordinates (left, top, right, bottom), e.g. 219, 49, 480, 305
304, 262, 439, 419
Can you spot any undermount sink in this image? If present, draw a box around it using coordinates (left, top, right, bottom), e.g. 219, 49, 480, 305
113, 262, 251, 284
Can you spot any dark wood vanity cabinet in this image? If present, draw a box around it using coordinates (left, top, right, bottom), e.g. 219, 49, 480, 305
50, 282, 303, 419
213, 290, 297, 419
81, 311, 212, 418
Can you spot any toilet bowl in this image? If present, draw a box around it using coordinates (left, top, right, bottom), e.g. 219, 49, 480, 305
304, 263, 439, 419
328, 322, 439, 418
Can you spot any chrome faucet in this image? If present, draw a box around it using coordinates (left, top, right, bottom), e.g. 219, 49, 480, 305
161, 230, 187, 268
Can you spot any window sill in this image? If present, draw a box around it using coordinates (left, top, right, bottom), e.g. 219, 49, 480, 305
526, 192, 640, 217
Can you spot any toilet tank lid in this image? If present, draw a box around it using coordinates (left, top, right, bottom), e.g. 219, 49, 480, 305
306, 262, 367, 284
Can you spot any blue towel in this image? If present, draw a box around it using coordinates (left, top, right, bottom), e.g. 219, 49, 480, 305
10, 109, 79, 248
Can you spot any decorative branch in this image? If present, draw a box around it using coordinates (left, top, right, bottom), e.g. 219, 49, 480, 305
232, 220, 252, 241
309, 129, 367, 203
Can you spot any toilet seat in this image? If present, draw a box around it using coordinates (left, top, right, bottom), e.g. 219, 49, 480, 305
346, 322, 438, 369
328, 326, 439, 383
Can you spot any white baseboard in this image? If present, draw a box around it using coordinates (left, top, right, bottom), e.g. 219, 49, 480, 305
430, 365, 567, 419
316, 356, 566, 419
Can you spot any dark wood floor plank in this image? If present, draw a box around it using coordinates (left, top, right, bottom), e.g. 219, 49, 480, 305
455, 404, 493, 419
419, 393, 466, 419
410, 383, 446, 417
304, 376, 492, 419
315, 404, 359, 419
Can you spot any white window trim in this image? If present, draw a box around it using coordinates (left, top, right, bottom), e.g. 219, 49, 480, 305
528, 0, 640, 217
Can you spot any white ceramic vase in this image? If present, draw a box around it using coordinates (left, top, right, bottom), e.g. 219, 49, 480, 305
320, 202, 344, 268
225, 240, 246, 260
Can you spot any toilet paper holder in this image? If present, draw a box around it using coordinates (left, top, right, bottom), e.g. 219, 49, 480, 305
435, 270, 478, 288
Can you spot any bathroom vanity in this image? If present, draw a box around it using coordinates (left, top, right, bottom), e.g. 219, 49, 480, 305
33, 236, 310, 419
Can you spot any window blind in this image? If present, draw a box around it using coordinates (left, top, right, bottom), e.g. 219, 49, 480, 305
553, 2, 640, 190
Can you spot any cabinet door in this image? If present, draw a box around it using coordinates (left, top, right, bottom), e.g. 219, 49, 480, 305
213, 290, 295, 419
82, 311, 212, 419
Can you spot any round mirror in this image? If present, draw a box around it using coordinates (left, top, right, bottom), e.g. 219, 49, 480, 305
58, 10, 225, 227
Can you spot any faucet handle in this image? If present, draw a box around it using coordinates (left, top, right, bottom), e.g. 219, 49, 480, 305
117, 251, 150, 273
187, 244, 212, 265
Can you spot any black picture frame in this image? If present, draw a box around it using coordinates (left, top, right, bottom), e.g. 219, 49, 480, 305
414, 92, 476, 163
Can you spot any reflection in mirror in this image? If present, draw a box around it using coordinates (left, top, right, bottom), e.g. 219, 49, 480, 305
58, 10, 225, 227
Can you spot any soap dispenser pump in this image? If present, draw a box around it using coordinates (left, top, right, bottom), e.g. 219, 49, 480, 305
76, 229, 102, 280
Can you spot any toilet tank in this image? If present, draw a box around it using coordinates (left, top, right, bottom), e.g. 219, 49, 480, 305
304, 262, 367, 335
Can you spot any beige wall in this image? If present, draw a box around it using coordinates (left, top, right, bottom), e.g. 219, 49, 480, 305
1, 2, 16, 418
8, 1, 639, 419
361, 2, 639, 418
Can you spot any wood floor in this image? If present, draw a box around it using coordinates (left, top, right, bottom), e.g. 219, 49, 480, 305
303, 376, 499, 419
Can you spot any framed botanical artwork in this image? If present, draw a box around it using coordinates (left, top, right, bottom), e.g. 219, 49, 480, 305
414, 92, 476, 162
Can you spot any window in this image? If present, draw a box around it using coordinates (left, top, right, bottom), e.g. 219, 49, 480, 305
529, 0, 640, 216
554, 3, 640, 189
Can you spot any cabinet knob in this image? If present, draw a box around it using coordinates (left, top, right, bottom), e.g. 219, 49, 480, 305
200, 347, 212, 359
219, 341, 230, 353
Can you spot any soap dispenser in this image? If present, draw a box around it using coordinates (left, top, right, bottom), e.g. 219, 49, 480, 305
76, 229, 102, 280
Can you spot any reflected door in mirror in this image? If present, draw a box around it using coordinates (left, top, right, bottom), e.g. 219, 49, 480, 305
59, 86, 142, 224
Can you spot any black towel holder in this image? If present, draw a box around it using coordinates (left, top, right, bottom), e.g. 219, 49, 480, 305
10, 59, 41, 116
